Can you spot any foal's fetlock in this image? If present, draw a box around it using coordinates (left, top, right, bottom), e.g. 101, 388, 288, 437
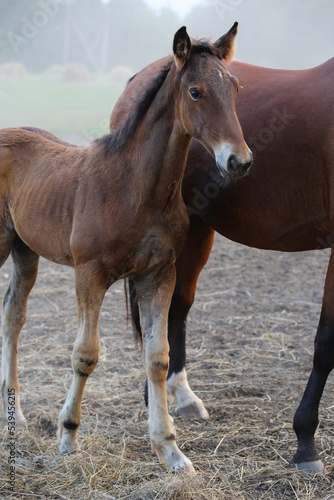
2, 383, 27, 426
58, 418, 80, 455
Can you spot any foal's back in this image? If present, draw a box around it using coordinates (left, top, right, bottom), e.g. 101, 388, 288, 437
0, 128, 95, 266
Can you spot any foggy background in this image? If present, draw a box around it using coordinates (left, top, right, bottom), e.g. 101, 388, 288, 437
0, 0, 332, 144
1, 0, 333, 73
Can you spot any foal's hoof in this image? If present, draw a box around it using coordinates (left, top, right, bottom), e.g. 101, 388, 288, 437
176, 401, 209, 420
16, 418, 28, 430
12, 415, 27, 428
59, 445, 80, 456
290, 459, 325, 475
4, 416, 27, 431
167, 452, 195, 474
172, 460, 196, 475
59, 440, 80, 455
153, 441, 195, 474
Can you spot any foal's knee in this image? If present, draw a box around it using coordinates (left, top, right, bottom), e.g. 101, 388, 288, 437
72, 342, 100, 377
147, 353, 169, 383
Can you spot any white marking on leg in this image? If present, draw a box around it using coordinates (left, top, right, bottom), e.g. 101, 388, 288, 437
168, 368, 209, 419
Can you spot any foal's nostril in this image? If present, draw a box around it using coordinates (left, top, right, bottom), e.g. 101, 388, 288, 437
227, 154, 253, 177
227, 154, 238, 174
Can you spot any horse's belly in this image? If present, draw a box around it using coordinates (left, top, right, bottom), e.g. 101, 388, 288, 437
210, 205, 330, 252
13, 218, 73, 266
9, 190, 74, 266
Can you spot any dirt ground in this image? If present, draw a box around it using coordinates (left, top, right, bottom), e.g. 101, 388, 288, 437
1, 233, 334, 499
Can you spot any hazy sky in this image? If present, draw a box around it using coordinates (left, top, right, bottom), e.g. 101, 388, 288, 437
143, 0, 203, 17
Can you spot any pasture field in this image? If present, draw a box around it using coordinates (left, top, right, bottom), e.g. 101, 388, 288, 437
0, 76, 124, 143
0, 233, 334, 499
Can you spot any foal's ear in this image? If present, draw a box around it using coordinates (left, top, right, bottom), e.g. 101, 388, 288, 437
213, 21, 238, 63
173, 26, 191, 70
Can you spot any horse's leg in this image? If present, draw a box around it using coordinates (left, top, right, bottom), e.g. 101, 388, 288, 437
136, 265, 194, 472
1, 236, 39, 425
291, 248, 334, 474
58, 261, 107, 454
167, 216, 215, 419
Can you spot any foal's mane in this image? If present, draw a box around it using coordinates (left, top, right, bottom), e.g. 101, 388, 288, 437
96, 59, 172, 157
190, 40, 223, 58
96, 38, 223, 158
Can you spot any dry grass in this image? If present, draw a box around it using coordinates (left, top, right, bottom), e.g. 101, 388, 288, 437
1, 235, 334, 499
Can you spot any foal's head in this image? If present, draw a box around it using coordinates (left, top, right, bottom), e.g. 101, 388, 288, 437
172, 23, 252, 179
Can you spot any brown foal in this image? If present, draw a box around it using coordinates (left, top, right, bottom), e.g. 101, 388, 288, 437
0, 25, 251, 471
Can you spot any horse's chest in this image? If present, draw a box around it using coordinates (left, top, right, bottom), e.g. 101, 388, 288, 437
125, 216, 189, 279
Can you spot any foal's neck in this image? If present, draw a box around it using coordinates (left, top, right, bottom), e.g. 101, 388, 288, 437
133, 67, 191, 198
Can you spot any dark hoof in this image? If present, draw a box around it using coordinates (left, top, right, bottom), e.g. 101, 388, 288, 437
290, 459, 325, 475
176, 402, 209, 420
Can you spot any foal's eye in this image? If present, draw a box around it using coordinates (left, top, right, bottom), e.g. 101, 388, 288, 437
189, 88, 203, 100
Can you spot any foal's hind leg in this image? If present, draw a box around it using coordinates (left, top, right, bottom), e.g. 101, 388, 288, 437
1, 237, 39, 425
291, 249, 334, 474
58, 261, 107, 454
167, 216, 215, 419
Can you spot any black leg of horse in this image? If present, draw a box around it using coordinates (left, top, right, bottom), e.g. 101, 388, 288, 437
292, 249, 334, 474
166, 215, 215, 419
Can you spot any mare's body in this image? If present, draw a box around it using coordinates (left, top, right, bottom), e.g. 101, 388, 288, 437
123, 56, 334, 472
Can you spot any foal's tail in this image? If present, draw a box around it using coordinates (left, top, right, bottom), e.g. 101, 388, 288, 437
125, 279, 143, 343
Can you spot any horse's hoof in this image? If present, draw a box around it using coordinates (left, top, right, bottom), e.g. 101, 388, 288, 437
13, 416, 27, 428
173, 461, 196, 474
60, 446, 79, 456
59, 441, 80, 455
176, 401, 209, 420
4, 416, 27, 430
290, 459, 325, 475
153, 439, 195, 474
168, 453, 195, 474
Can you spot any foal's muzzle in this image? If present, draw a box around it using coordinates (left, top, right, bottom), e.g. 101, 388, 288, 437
215, 144, 253, 179
227, 152, 253, 178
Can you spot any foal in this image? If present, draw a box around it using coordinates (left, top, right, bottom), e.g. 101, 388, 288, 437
0, 25, 251, 471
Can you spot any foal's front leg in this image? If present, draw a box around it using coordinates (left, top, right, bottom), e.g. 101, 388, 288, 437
58, 262, 107, 454
136, 266, 195, 473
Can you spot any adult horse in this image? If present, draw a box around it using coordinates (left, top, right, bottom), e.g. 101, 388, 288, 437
121, 55, 334, 473
0, 25, 252, 472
